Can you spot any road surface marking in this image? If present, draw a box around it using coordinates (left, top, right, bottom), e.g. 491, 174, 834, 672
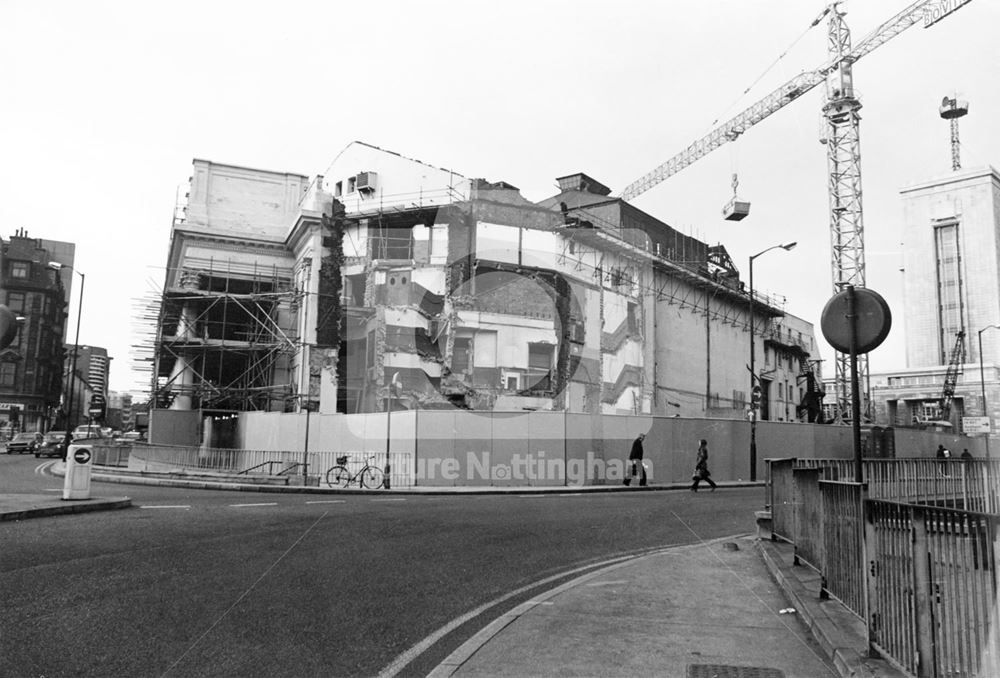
377, 550, 660, 678
560, 493, 584, 497
162, 510, 330, 676
306, 500, 345, 504
586, 580, 628, 587
141, 505, 191, 510
371, 498, 406, 502
43, 489, 62, 492
34, 461, 57, 475
229, 502, 279, 507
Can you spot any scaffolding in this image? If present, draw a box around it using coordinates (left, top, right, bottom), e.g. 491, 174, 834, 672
139, 260, 299, 412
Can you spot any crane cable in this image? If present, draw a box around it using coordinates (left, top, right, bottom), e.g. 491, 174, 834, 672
706, 2, 832, 131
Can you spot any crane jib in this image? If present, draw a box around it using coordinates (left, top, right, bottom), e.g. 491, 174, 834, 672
925, 0, 972, 27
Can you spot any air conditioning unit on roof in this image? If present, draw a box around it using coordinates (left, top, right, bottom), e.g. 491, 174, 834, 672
355, 171, 378, 193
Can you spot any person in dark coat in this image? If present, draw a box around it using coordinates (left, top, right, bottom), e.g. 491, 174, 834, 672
623, 433, 646, 486
936, 444, 951, 476
690, 439, 717, 492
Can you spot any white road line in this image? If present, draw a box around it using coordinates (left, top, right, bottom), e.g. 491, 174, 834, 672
586, 580, 628, 587
371, 498, 406, 502
229, 502, 279, 508
43, 489, 62, 492
140, 505, 191, 510
560, 493, 584, 497
305, 500, 345, 504
34, 461, 56, 475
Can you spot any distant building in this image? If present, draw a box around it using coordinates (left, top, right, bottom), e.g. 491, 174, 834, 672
0, 230, 73, 433
145, 143, 821, 444
68, 345, 111, 402
106, 391, 133, 431
865, 165, 1000, 432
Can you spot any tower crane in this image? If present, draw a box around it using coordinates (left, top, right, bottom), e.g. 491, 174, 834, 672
940, 330, 966, 424
620, 0, 974, 422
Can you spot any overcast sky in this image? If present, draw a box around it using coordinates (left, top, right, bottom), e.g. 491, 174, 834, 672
2, 0, 997, 394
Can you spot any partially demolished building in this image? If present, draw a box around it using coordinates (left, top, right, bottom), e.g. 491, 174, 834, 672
146, 142, 821, 425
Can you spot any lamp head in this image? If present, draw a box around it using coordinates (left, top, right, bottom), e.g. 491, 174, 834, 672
47, 261, 63, 271
782, 242, 797, 251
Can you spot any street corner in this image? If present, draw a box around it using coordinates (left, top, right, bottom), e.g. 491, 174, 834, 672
0, 494, 133, 521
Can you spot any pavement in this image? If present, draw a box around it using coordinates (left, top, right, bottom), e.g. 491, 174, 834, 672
1, 465, 906, 678
424, 533, 906, 678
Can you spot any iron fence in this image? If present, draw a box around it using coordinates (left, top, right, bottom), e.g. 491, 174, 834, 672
768, 458, 797, 542
822, 480, 866, 617
128, 445, 415, 488
865, 500, 920, 676
866, 500, 1000, 678
793, 468, 824, 573
88, 444, 132, 467
769, 457, 1000, 677
774, 458, 1000, 513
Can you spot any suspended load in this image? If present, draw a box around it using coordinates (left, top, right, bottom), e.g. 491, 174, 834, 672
722, 173, 750, 221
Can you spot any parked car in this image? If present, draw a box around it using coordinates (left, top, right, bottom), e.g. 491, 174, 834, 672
6, 432, 43, 454
35, 431, 68, 459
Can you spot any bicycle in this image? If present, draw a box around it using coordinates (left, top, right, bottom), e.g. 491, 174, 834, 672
325, 454, 385, 489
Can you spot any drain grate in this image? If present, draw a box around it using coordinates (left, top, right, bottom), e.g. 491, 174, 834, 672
687, 665, 785, 678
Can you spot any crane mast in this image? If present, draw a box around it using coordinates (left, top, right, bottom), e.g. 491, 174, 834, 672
822, 5, 868, 422
619, 0, 974, 422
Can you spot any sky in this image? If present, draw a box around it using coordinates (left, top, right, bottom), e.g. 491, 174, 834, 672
2, 0, 998, 395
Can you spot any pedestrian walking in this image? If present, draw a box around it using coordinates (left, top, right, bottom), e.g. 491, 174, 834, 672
623, 433, 647, 486
690, 439, 717, 492
936, 444, 951, 476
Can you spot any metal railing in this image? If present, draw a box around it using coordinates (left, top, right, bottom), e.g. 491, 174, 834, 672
767, 457, 1000, 677
822, 480, 866, 616
127, 445, 415, 488
771, 458, 1000, 513
866, 501, 1000, 678
793, 468, 824, 573
865, 459, 1000, 514
88, 444, 133, 468
769, 458, 797, 542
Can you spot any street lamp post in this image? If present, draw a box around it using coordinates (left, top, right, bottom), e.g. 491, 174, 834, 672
978, 324, 1000, 459
385, 372, 400, 490
48, 263, 84, 440
748, 242, 796, 482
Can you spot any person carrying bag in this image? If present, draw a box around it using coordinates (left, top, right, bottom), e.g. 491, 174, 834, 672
690, 439, 717, 492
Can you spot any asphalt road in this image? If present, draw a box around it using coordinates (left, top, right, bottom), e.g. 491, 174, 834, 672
0, 454, 764, 677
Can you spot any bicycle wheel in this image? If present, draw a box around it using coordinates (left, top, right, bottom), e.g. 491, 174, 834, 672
325, 465, 352, 488
359, 465, 385, 489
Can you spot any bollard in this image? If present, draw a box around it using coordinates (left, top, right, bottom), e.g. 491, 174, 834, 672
63, 443, 94, 500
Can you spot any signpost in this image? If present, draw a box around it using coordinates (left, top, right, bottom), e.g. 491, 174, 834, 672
962, 416, 991, 434
821, 286, 892, 482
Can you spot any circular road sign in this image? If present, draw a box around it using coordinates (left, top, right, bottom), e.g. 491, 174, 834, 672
821, 287, 892, 354
73, 448, 92, 465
